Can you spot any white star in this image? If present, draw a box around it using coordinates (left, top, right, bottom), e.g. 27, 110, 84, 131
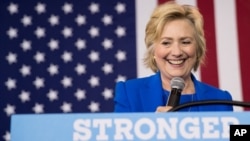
102, 63, 113, 75
35, 3, 46, 14
61, 76, 72, 88
47, 64, 59, 76
19, 90, 30, 103
61, 26, 73, 38
102, 14, 113, 26
48, 39, 59, 51
75, 63, 86, 75
74, 89, 86, 101
19, 64, 31, 77
6, 52, 17, 64
48, 15, 59, 26
61, 51, 73, 63
102, 38, 113, 50
21, 15, 32, 26
34, 27, 46, 38
116, 75, 127, 82
20, 39, 32, 51
33, 77, 45, 89
89, 2, 99, 14
88, 101, 100, 112
7, 3, 18, 14
88, 75, 100, 88
32, 103, 44, 114
4, 104, 15, 116
75, 14, 86, 26
34, 51, 45, 63
62, 3, 73, 14
3, 131, 10, 141
115, 26, 126, 37
47, 89, 58, 101
5, 78, 16, 90
115, 50, 126, 62
6, 27, 18, 39
115, 2, 126, 14
61, 102, 72, 113
88, 26, 99, 38
102, 88, 113, 100
88, 50, 99, 62
75, 38, 86, 50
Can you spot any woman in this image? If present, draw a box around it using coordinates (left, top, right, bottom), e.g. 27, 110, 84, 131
114, 1, 233, 112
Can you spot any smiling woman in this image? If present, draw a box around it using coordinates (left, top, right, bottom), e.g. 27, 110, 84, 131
153, 19, 197, 91
114, 1, 233, 113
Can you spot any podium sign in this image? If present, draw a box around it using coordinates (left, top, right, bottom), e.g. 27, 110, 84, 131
11, 112, 250, 141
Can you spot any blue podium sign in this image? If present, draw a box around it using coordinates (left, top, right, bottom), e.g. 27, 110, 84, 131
11, 112, 250, 141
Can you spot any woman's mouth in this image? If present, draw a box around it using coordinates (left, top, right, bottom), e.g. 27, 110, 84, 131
167, 59, 186, 65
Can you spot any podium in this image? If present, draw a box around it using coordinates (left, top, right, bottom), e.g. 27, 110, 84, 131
11, 112, 250, 141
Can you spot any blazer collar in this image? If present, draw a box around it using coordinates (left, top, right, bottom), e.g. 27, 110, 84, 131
191, 73, 205, 100
139, 72, 165, 111
139, 72, 205, 111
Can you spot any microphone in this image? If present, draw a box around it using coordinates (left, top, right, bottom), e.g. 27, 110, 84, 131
166, 77, 185, 107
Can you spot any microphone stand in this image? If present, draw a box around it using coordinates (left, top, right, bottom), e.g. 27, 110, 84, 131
168, 100, 250, 112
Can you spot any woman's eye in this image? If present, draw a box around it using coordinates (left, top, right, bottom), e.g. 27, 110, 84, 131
162, 41, 170, 46
182, 41, 191, 44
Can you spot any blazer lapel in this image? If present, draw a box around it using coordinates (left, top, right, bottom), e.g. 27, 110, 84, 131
192, 74, 207, 111
139, 72, 164, 111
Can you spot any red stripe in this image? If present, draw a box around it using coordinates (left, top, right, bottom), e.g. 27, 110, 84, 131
236, 0, 250, 109
197, 0, 219, 88
158, 0, 171, 5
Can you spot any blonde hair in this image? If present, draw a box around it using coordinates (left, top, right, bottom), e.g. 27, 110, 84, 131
144, 1, 206, 72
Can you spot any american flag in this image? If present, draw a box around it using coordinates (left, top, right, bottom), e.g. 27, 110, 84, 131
0, 0, 137, 140
1, 0, 250, 140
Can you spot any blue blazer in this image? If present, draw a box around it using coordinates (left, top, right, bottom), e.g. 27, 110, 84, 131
114, 72, 233, 112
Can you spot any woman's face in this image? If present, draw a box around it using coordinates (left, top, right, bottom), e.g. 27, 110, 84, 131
154, 19, 197, 80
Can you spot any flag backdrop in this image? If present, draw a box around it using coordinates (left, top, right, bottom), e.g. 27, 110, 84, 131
0, 0, 249, 140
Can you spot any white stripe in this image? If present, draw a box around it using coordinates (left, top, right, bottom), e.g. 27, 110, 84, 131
176, 0, 197, 6
214, 0, 243, 111
135, 0, 157, 78
175, 0, 201, 81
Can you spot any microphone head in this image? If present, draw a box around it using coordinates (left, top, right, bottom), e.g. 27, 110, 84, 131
171, 77, 185, 90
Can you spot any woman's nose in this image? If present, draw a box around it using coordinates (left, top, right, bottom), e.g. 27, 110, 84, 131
171, 43, 183, 56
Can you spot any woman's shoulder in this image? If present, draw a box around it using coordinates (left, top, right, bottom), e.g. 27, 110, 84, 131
196, 80, 226, 93
192, 74, 223, 91
192, 74, 232, 99
120, 72, 157, 82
